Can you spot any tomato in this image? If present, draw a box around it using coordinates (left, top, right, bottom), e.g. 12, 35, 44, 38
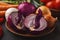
0, 26, 3, 37
46, 1, 55, 9
0, 11, 5, 17
0, 17, 4, 23
54, 0, 60, 10
46, 0, 60, 10
40, 0, 52, 4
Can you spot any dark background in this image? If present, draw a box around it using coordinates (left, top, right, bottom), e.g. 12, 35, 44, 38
0, 19, 60, 40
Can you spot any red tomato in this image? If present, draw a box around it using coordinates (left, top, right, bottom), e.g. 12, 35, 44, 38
0, 26, 3, 37
40, 0, 52, 4
54, 0, 60, 10
46, 1, 55, 9
0, 17, 4, 23
46, 0, 60, 10
0, 11, 5, 18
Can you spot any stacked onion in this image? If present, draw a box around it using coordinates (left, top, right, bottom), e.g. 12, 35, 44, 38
5, 2, 55, 34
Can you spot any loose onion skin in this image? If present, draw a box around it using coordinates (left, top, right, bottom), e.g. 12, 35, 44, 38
18, 2, 36, 17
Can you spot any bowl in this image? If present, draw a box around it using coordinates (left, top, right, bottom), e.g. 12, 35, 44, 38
5, 22, 55, 37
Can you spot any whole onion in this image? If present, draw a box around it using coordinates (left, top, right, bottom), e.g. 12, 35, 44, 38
18, 2, 36, 17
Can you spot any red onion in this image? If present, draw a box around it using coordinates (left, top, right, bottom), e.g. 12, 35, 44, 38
24, 14, 36, 29
24, 14, 47, 31
5, 8, 18, 21
33, 17, 47, 31
18, 2, 36, 17
8, 15, 20, 32
35, 9, 42, 28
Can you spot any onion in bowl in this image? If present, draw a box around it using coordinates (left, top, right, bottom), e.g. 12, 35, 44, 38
24, 14, 36, 30
5, 8, 25, 33
9, 12, 24, 30
5, 8, 18, 21
18, 2, 36, 17
36, 6, 51, 17
24, 14, 47, 31
8, 15, 26, 33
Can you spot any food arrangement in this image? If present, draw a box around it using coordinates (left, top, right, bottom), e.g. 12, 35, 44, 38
0, 0, 58, 37
5, 1, 56, 37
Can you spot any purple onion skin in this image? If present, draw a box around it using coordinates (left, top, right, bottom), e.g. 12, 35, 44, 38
8, 15, 21, 33
18, 11, 23, 22
17, 11, 22, 25
11, 12, 20, 25
18, 2, 36, 17
8, 15, 30, 34
35, 9, 42, 29
8, 15, 27, 34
